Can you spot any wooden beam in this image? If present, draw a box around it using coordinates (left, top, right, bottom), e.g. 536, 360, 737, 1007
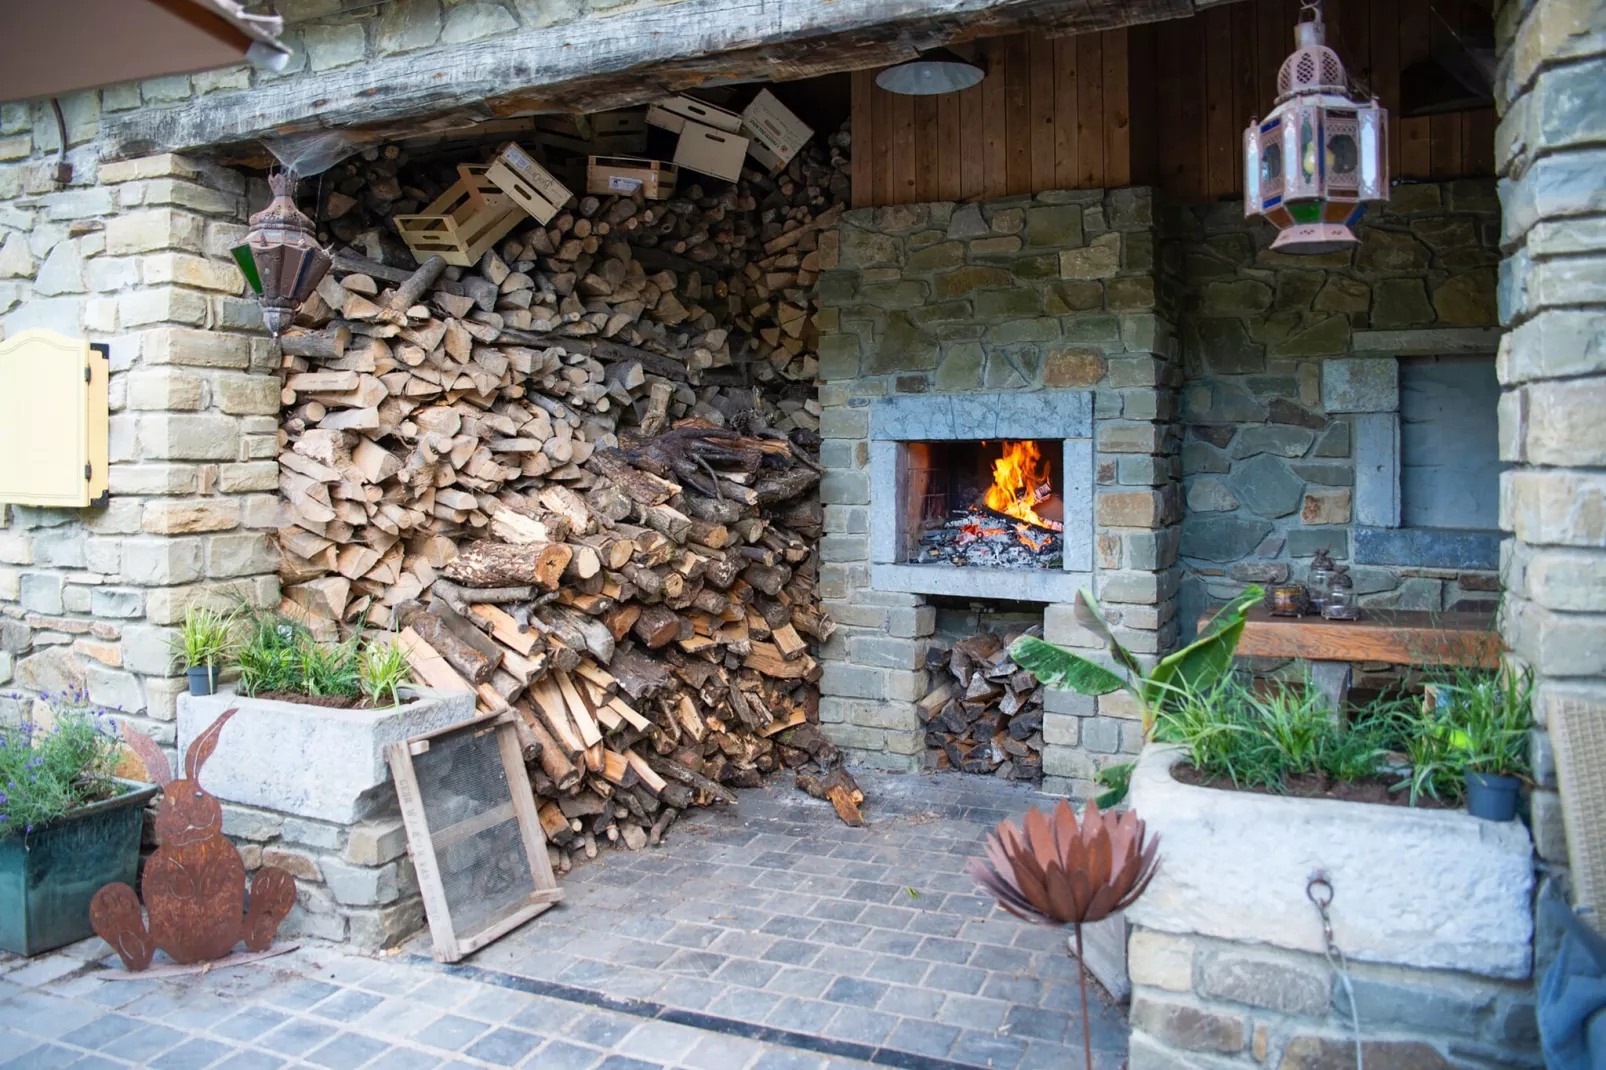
104, 0, 1200, 158
1212, 606, 1500, 668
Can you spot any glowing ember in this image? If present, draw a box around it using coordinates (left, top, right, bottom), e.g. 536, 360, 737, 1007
1017, 525, 1053, 552
985, 441, 1063, 532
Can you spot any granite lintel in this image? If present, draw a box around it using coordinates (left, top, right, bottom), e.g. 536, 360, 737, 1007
871, 563, 1091, 602
870, 391, 1093, 441
1351, 327, 1503, 357
1352, 526, 1502, 571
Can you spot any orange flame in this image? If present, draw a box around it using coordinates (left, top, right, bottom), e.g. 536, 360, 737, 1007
985, 441, 1059, 531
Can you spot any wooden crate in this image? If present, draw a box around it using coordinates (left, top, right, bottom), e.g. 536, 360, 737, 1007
586, 156, 677, 200
485, 142, 572, 225
394, 164, 525, 267
645, 95, 742, 135
385, 709, 563, 963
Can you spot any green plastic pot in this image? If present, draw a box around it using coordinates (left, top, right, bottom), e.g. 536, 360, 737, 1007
0, 779, 159, 956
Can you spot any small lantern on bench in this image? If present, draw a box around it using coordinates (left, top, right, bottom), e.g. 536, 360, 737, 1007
1243, 0, 1388, 254
232, 171, 332, 338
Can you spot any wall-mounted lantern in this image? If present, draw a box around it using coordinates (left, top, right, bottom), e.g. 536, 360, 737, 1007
232, 171, 331, 338
1244, 1, 1388, 255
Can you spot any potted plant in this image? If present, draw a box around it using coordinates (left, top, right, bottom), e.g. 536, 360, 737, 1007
0, 689, 160, 956
174, 604, 237, 696
1442, 669, 1533, 822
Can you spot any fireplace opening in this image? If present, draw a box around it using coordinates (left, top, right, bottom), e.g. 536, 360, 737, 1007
905, 439, 1064, 569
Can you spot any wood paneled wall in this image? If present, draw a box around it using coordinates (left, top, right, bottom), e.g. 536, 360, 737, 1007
849, 29, 1131, 208
850, 0, 1496, 208
1129, 0, 1497, 202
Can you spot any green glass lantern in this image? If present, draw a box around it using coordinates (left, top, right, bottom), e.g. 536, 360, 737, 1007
231, 171, 331, 338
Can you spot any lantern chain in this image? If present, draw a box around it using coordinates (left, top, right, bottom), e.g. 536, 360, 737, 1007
1307, 872, 1363, 1070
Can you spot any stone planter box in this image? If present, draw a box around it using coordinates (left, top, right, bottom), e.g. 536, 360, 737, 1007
1123, 745, 1538, 1069
1127, 744, 1533, 979
178, 687, 476, 825
176, 687, 477, 950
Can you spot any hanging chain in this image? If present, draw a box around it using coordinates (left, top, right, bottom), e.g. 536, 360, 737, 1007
1308, 872, 1363, 1070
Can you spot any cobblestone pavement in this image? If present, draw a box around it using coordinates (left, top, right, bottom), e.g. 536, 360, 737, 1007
0, 939, 883, 1069
0, 769, 1128, 1070
432, 769, 1129, 1070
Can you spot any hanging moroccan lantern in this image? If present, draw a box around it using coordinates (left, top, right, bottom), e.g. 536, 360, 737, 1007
1244, 1, 1388, 254
232, 171, 331, 338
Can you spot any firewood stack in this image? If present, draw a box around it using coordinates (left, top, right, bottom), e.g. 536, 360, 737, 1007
274, 122, 862, 859
918, 632, 1046, 781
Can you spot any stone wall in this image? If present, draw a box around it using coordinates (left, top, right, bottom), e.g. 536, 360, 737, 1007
1169, 181, 1504, 645
0, 99, 280, 755
1127, 928, 1539, 1070
814, 189, 1182, 798
1493, 0, 1606, 926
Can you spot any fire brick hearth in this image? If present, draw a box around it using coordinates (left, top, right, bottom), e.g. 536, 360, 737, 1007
814, 189, 1182, 796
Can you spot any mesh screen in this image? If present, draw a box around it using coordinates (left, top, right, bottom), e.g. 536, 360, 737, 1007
413, 723, 535, 938
1550, 697, 1606, 934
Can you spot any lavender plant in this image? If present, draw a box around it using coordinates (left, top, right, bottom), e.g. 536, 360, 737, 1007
0, 687, 122, 840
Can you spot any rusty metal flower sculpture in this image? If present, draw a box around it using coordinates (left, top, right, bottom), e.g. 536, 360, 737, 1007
968, 799, 1159, 1070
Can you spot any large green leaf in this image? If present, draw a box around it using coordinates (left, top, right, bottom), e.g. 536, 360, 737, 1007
1139, 585, 1263, 708
1009, 635, 1131, 697
1196, 585, 1265, 643
1074, 587, 1143, 678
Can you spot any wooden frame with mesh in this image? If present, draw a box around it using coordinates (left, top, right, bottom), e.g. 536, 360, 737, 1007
1550, 696, 1606, 933
385, 710, 563, 962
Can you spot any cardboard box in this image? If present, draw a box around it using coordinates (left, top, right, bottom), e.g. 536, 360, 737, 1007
741, 89, 813, 171
485, 142, 572, 224
395, 164, 524, 267
586, 156, 678, 200
673, 121, 749, 182
646, 95, 743, 135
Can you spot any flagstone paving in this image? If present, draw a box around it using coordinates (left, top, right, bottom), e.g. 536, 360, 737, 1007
0, 769, 1128, 1069
424, 770, 1129, 1070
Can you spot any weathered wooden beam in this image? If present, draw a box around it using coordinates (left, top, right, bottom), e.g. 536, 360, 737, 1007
104, 0, 1200, 158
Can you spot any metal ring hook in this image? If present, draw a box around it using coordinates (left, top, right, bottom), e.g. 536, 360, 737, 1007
1306, 871, 1334, 910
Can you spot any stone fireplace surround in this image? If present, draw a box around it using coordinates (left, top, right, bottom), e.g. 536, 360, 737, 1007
814, 188, 1181, 796
869, 389, 1094, 603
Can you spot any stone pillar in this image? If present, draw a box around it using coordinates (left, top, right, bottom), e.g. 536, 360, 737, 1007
0, 138, 279, 752
1494, 0, 1606, 924
813, 189, 1182, 796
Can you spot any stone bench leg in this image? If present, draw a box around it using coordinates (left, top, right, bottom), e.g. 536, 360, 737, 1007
1309, 660, 1352, 717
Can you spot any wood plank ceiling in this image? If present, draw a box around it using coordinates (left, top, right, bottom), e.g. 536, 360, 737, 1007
851, 0, 1497, 207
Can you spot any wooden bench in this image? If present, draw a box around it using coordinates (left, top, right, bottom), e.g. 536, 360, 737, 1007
1200, 606, 1500, 711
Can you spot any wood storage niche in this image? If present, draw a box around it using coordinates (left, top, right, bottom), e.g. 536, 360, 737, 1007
276, 110, 861, 862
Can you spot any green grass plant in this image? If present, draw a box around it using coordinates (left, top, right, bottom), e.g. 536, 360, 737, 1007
359, 636, 414, 709
1153, 675, 1411, 796
173, 604, 237, 673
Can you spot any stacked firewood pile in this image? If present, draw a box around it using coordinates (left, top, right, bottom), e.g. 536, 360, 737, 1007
918, 631, 1046, 781
274, 125, 863, 859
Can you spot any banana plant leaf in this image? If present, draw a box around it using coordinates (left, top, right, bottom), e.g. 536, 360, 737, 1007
1009, 636, 1131, 697
1073, 587, 1144, 678
1138, 585, 1264, 711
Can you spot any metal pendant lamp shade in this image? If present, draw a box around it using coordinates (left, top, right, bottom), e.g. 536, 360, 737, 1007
1243, 3, 1389, 255
875, 48, 986, 95
233, 172, 332, 339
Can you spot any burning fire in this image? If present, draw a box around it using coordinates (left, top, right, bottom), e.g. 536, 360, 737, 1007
985, 441, 1063, 533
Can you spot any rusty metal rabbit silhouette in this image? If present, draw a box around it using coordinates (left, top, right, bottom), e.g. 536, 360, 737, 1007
90, 710, 296, 970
